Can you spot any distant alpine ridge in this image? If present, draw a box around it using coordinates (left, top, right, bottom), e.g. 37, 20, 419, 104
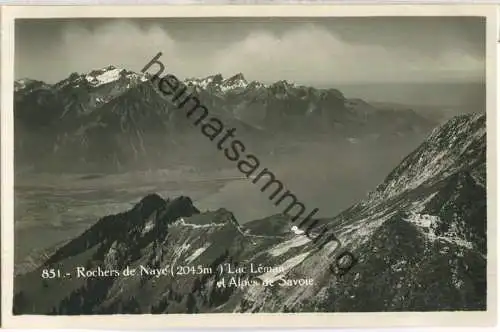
14, 112, 486, 314
14, 65, 435, 173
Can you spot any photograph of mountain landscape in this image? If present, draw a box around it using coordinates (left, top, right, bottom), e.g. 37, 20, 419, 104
11, 15, 487, 315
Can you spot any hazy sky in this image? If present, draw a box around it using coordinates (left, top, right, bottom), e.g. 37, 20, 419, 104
15, 17, 485, 85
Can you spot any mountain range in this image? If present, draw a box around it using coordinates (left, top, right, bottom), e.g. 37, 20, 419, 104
13, 112, 487, 314
14, 66, 435, 173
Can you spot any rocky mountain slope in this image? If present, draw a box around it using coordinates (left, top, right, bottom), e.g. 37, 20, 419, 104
14, 66, 435, 173
13, 112, 486, 314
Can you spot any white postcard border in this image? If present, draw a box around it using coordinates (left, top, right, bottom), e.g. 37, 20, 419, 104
1, 4, 498, 329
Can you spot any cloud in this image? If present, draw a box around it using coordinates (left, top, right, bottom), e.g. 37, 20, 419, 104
58, 20, 178, 77
208, 24, 484, 84
16, 20, 485, 84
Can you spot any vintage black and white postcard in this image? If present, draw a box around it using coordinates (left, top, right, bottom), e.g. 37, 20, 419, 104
1, 4, 497, 329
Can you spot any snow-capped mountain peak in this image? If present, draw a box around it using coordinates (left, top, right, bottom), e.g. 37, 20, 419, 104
184, 73, 224, 89
14, 78, 49, 93
220, 73, 248, 92
84, 66, 127, 86
184, 72, 250, 93
52, 65, 148, 89
14, 79, 32, 92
